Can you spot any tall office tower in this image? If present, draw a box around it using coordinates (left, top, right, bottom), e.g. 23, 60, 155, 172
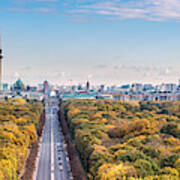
0, 34, 3, 90
43, 80, 49, 94
86, 81, 90, 91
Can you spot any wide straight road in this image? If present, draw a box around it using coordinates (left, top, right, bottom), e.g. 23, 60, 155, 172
35, 98, 73, 180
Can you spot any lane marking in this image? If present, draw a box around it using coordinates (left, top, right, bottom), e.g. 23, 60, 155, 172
51, 109, 55, 180
33, 108, 47, 180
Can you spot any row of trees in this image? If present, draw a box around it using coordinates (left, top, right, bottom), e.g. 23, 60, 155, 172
0, 98, 43, 180
62, 100, 180, 179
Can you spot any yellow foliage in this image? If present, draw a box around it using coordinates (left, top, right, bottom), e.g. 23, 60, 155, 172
22, 124, 37, 144
63, 100, 180, 179
170, 146, 180, 153
114, 149, 127, 158
67, 107, 80, 119
159, 146, 171, 157
97, 163, 137, 180
164, 137, 180, 146
101, 118, 108, 124
93, 144, 107, 154
10, 98, 27, 105
0, 100, 43, 179
93, 112, 103, 119
132, 119, 157, 135
0, 159, 17, 180
106, 124, 115, 129
0, 170, 4, 179
159, 167, 179, 177
174, 158, 180, 172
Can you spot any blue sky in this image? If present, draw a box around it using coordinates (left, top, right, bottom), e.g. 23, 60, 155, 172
0, 0, 180, 85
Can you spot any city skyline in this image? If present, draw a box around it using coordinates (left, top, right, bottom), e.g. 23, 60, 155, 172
0, 0, 180, 85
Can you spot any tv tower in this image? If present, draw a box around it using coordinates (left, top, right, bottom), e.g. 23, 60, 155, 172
0, 33, 3, 90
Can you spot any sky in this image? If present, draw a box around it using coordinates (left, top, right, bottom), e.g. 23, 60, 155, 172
0, 0, 180, 86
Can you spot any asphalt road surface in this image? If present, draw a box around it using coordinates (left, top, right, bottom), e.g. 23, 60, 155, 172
35, 98, 73, 180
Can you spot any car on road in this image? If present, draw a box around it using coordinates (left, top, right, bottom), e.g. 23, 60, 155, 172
59, 164, 63, 171
56, 143, 61, 148
66, 156, 69, 162
67, 168, 71, 174
57, 148, 63, 152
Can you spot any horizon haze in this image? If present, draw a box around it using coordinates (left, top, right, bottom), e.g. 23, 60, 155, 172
0, 0, 180, 85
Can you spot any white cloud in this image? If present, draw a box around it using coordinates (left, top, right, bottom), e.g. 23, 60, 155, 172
12, 0, 58, 2
34, 7, 57, 13
68, 0, 180, 21
13, 72, 20, 79
35, 0, 58, 2
8, 0, 180, 21
8, 7, 57, 14
87, 74, 93, 80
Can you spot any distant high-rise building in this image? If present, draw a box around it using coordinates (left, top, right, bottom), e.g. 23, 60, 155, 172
2, 83, 8, 91
131, 83, 143, 93
99, 85, 105, 92
38, 84, 44, 91
0, 34, 3, 90
86, 81, 90, 91
43, 80, 49, 94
